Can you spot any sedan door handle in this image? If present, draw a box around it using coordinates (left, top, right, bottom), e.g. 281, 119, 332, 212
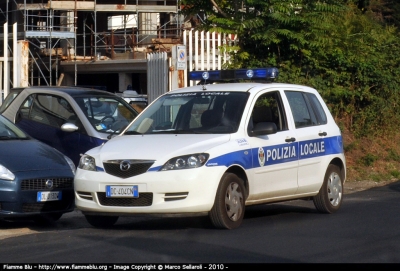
285, 137, 296, 142
318, 131, 327, 136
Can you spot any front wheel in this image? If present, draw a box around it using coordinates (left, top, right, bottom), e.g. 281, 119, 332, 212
209, 173, 246, 229
33, 213, 63, 225
85, 215, 119, 228
313, 164, 343, 213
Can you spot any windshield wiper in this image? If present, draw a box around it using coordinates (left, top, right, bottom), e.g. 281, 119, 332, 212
0, 136, 17, 140
123, 131, 142, 135
154, 129, 207, 134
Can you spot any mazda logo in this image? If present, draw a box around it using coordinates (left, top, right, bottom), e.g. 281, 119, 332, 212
45, 179, 53, 189
120, 160, 131, 171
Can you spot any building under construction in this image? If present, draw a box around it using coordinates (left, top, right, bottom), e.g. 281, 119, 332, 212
0, 0, 188, 95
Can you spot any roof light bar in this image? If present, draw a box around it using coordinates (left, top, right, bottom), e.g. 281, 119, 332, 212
189, 68, 279, 82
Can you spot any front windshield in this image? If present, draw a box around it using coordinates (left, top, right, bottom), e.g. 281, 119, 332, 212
0, 115, 28, 139
74, 96, 138, 134
124, 92, 249, 135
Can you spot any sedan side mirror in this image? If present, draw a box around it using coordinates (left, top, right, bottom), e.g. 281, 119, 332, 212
61, 123, 79, 132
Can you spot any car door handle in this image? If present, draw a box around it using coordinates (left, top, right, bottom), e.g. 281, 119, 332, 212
318, 131, 327, 136
285, 137, 296, 142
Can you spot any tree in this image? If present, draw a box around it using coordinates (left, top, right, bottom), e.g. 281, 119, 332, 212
181, 1, 400, 136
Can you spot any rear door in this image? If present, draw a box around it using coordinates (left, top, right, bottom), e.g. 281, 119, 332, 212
284, 90, 334, 194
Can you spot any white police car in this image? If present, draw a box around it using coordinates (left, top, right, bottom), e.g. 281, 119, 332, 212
74, 68, 346, 229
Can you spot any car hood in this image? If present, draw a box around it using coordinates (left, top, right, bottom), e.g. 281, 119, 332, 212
94, 134, 231, 164
0, 140, 69, 172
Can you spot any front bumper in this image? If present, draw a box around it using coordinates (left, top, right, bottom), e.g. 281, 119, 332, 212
74, 166, 225, 215
0, 171, 75, 218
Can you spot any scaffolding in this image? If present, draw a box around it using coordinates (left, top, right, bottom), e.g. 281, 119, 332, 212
2, 0, 183, 88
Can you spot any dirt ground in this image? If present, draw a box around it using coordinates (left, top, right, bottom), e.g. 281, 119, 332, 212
344, 179, 398, 194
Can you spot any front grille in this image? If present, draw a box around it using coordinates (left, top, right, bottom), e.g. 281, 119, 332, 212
21, 178, 74, 191
97, 192, 153, 206
22, 200, 72, 213
103, 160, 154, 178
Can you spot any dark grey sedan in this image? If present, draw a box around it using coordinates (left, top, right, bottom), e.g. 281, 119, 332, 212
0, 115, 76, 223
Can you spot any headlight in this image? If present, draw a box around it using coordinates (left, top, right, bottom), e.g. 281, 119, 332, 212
0, 164, 15, 181
64, 155, 76, 175
160, 153, 209, 171
78, 155, 97, 171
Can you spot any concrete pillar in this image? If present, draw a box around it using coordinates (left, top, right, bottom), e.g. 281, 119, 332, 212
61, 73, 75, 87
138, 12, 158, 45
3, 22, 9, 98
17, 40, 29, 87
118, 73, 132, 92
60, 11, 75, 59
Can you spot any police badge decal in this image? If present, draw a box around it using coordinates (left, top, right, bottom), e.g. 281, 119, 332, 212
258, 147, 265, 167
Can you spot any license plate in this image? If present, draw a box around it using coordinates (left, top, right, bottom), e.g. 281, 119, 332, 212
37, 191, 62, 202
106, 185, 139, 198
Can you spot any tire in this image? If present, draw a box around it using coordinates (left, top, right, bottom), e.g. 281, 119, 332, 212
209, 173, 246, 229
33, 213, 63, 225
313, 164, 343, 214
85, 215, 119, 228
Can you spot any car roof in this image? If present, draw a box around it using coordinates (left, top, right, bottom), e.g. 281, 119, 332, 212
11, 86, 118, 98
169, 82, 316, 94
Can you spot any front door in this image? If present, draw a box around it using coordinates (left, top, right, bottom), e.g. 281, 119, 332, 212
15, 94, 95, 165
246, 90, 299, 200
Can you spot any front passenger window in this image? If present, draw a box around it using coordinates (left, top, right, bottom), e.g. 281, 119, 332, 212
248, 91, 287, 134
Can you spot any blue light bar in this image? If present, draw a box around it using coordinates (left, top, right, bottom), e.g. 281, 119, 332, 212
189, 68, 279, 82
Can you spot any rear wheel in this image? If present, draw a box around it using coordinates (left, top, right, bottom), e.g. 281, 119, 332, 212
209, 173, 246, 229
85, 215, 119, 228
313, 164, 343, 213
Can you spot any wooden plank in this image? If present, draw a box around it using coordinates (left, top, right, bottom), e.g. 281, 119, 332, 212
95, 5, 178, 13
48, 1, 95, 10
18, 2, 177, 13
17, 4, 47, 10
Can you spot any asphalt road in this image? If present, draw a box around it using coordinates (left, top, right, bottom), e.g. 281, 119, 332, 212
1, 180, 400, 264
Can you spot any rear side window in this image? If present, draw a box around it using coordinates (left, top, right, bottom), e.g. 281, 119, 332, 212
285, 91, 327, 128
306, 93, 327, 125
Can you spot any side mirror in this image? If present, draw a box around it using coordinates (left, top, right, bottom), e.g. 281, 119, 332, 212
249, 122, 277, 137
61, 123, 79, 132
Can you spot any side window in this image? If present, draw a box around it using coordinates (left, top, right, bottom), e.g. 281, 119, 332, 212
306, 93, 327, 125
285, 91, 318, 128
17, 95, 34, 120
249, 91, 287, 132
26, 94, 77, 129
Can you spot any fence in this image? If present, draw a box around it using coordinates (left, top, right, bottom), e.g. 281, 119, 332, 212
184, 30, 238, 86
147, 52, 168, 104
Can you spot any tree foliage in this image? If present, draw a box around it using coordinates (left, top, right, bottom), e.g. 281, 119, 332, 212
181, 0, 400, 137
